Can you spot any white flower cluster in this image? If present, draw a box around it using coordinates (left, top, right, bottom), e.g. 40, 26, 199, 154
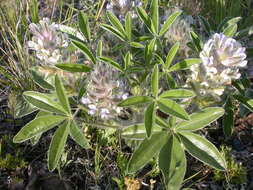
28, 18, 68, 65
81, 63, 128, 120
189, 33, 247, 96
106, 0, 142, 20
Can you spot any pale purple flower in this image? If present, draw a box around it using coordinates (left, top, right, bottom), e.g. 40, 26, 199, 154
81, 63, 127, 120
28, 18, 68, 65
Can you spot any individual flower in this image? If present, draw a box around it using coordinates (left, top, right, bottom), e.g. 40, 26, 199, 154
188, 33, 247, 97
81, 63, 128, 120
28, 18, 68, 65
106, 0, 142, 20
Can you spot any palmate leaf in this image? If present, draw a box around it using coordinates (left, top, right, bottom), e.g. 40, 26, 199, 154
118, 96, 153, 107
198, 15, 212, 35
223, 98, 234, 138
144, 39, 156, 64
179, 131, 226, 171
164, 42, 180, 69
190, 31, 203, 52
168, 58, 202, 72
13, 115, 66, 143
144, 102, 156, 137
175, 107, 224, 131
151, 64, 159, 97
96, 40, 103, 57
30, 111, 52, 146
125, 12, 132, 40
159, 10, 182, 37
159, 135, 186, 190
233, 94, 253, 112
100, 23, 126, 41
122, 123, 162, 140
107, 11, 127, 38
158, 98, 189, 120
127, 131, 169, 173
159, 89, 195, 99
23, 91, 67, 115
55, 75, 71, 114
78, 12, 91, 41
136, 6, 156, 34
98, 56, 123, 72
55, 63, 92, 73
223, 24, 238, 37
30, 69, 54, 90
150, 0, 159, 34
48, 120, 70, 171
72, 40, 96, 64
70, 121, 90, 149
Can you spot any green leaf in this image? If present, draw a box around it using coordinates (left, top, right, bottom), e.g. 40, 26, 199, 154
175, 107, 224, 131
100, 23, 126, 41
145, 102, 156, 137
166, 73, 177, 89
136, 7, 156, 34
57, 24, 85, 41
159, 89, 195, 99
30, 133, 42, 146
150, 0, 159, 34
129, 42, 144, 48
70, 121, 90, 149
124, 52, 131, 70
233, 94, 253, 112
13, 115, 66, 143
78, 12, 91, 41
55, 75, 71, 114
226, 17, 241, 25
168, 58, 202, 72
190, 31, 203, 52
107, 11, 127, 38
165, 42, 180, 69
12, 95, 38, 119
223, 24, 238, 37
72, 40, 96, 64
122, 123, 162, 140
125, 12, 132, 40
158, 98, 189, 120
198, 15, 212, 35
127, 131, 169, 173
159, 11, 182, 36
118, 96, 153, 107
96, 40, 103, 57
48, 121, 69, 171
151, 64, 159, 97
218, 17, 241, 32
55, 63, 92, 73
223, 102, 234, 138
98, 56, 123, 72
23, 91, 67, 114
156, 116, 168, 128
159, 135, 186, 190
145, 39, 156, 64
30, 70, 54, 90
179, 132, 226, 170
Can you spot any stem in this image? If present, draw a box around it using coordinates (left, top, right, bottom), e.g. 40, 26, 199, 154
72, 108, 81, 118
95, 0, 106, 21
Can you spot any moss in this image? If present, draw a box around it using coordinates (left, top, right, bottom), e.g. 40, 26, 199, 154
0, 153, 27, 170
213, 146, 247, 184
